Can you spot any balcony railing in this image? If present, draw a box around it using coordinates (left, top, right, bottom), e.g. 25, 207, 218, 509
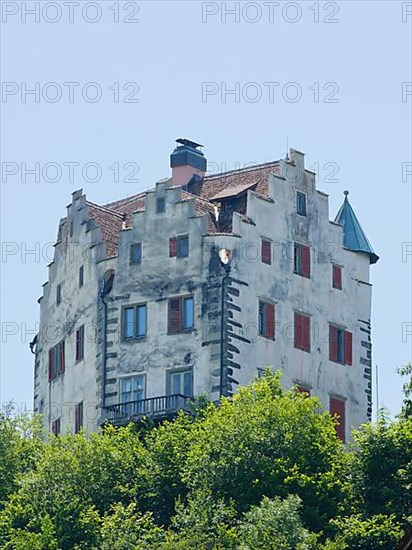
104, 394, 193, 425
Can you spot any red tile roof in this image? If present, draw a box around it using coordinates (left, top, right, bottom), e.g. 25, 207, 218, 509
84, 160, 280, 258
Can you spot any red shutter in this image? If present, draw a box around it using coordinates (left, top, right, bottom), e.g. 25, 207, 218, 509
294, 313, 303, 349
330, 397, 345, 442
333, 265, 342, 289
48, 349, 53, 382
59, 340, 65, 373
168, 298, 182, 333
302, 315, 310, 351
266, 303, 275, 339
169, 237, 177, 257
344, 331, 353, 365
330, 325, 338, 362
301, 245, 311, 278
261, 240, 271, 264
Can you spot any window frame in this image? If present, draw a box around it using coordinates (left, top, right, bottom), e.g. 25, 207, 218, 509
51, 418, 61, 436
74, 402, 83, 434
261, 238, 272, 265
168, 295, 195, 334
122, 304, 147, 341
166, 367, 193, 398
79, 265, 84, 287
75, 325, 85, 363
329, 324, 353, 365
293, 242, 311, 278
296, 191, 307, 216
129, 242, 142, 265
332, 264, 342, 290
156, 197, 165, 213
169, 235, 189, 258
56, 283, 62, 305
48, 340, 65, 382
258, 299, 275, 340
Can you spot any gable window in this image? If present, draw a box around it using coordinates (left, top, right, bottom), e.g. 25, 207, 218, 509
130, 242, 142, 265
169, 235, 189, 258
258, 300, 275, 340
293, 243, 311, 278
51, 418, 61, 436
330, 396, 346, 442
79, 265, 84, 287
156, 197, 165, 213
294, 312, 311, 352
329, 325, 352, 365
296, 191, 307, 216
74, 402, 83, 434
48, 340, 65, 382
168, 368, 193, 397
56, 283, 62, 305
168, 296, 194, 333
122, 304, 147, 340
332, 264, 342, 290
261, 239, 272, 264
75, 325, 85, 362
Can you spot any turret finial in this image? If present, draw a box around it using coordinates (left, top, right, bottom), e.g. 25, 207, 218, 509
343, 190, 349, 197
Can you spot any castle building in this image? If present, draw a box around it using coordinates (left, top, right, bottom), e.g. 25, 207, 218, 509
32, 140, 379, 441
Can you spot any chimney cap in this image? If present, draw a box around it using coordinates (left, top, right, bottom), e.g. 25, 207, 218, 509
176, 138, 203, 149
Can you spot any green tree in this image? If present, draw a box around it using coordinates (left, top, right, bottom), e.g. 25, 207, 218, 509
398, 362, 412, 419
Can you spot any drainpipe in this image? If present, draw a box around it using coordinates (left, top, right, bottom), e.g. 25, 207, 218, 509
101, 294, 108, 410
219, 263, 231, 398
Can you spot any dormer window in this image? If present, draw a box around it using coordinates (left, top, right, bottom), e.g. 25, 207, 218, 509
296, 191, 307, 216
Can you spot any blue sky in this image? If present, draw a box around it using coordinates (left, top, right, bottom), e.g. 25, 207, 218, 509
1, 1, 411, 417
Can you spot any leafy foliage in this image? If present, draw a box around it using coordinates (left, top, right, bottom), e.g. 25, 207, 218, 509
0, 370, 410, 548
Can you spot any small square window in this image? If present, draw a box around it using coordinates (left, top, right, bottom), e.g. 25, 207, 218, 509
56, 284, 62, 305
297, 192, 307, 216
130, 243, 142, 265
156, 197, 165, 213
79, 266, 84, 287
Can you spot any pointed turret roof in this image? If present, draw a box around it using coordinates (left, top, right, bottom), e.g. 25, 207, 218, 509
334, 191, 379, 264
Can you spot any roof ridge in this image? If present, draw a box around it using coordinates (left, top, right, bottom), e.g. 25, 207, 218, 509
204, 160, 280, 180
86, 201, 125, 219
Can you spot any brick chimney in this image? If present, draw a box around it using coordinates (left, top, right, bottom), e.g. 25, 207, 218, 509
170, 138, 206, 186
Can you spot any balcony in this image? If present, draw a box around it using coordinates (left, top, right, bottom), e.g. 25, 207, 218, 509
104, 394, 193, 426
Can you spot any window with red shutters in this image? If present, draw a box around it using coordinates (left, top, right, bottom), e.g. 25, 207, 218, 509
329, 325, 339, 362
332, 265, 342, 289
294, 312, 310, 352
330, 396, 346, 442
344, 331, 353, 365
301, 245, 311, 278
261, 239, 271, 264
168, 298, 182, 333
258, 300, 275, 340
169, 237, 177, 257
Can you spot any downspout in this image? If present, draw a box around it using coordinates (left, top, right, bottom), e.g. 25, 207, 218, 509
101, 294, 108, 410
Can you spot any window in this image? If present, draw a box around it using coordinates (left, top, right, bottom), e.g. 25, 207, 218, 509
51, 418, 61, 436
293, 243, 311, 278
168, 369, 193, 397
294, 312, 311, 352
330, 396, 346, 442
130, 242, 142, 265
74, 402, 83, 434
122, 304, 147, 340
156, 197, 165, 213
261, 239, 272, 264
168, 296, 194, 333
69, 222, 74, 237
75, 325, 85, 362
296, 384, 311, 395
121, 375, 146, 416
258, 300, 275, 340
79, 265, 84, 287
329, 325, 352, 365
332, 265, 342, 290
56, 283, 62, 305
48, 340, 65, 381
169, 235, 189, 258
296, 191, 307, 216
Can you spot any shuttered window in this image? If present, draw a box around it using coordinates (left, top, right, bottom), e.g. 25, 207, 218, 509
258, 300, 275, 340
261, 239, 272, 264
48, 340, 65, 382
332, 265, 342, 289
75, 325, 84, 362
168, 296, 194, 333
294, 312, 311, 352
329, 325, 353, 365
293, 243, 311, 278
169, 235, 189, 258
74, 402, 83, 434
330, 396, 346, 442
